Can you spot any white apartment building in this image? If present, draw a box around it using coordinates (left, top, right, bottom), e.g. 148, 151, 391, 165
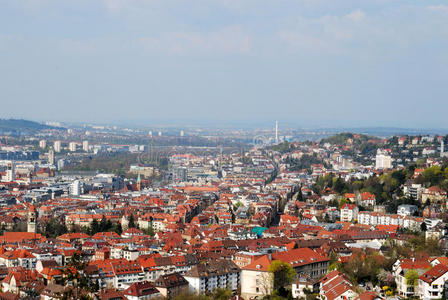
39, 140, 47, 149
54, 140, 62, 152
82, 140, 89, 152
68, 142, 77, 152
358, 211, 423, 230
340, 204, 358, 222
375, 149, 392, 169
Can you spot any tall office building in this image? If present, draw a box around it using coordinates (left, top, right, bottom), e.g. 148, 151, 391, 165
82, 140, 89, 152
54, 140, 62, 152
70, 180, 83, 196
39, 140, 47, 149
48, 149, 55, 165
57, 159, 65, 170
69, 142, 77, 152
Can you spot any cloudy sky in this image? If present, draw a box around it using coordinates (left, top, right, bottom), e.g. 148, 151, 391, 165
1, 0, 447, 128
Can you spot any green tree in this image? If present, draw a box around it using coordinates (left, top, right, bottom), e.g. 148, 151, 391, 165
420, 222, 427, 232
128, 214, 136, 228
405, 269, 419, 287
99, 215, 108, 232
45, 218, 68, 238
89, 219, 99, 235
339, 198, 350, 209
212, 288, 232, 300
114, 222, 123, 235
268, 260, 295, 290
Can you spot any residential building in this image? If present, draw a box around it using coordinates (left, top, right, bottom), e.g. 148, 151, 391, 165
340, 204, 359, 222
184, 259, 240, 294
54, 141, 62, 153
241, 255, 274, 300
418, 264, 448, 300
154, 273, 189, 298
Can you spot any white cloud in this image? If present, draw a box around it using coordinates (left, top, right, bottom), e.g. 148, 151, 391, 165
427, 5, 448, 14
277, 31, 338, 54
345, 10, 365, 22
137, 27, 251, 55
103, 0, 127, 12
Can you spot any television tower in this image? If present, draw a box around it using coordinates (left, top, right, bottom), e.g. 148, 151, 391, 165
275, 121, 279, 144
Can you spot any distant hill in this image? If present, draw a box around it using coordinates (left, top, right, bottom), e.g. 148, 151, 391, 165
0, 119, 63, 134
319, 132, 376, 145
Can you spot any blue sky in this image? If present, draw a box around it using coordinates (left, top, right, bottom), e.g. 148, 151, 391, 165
0, 0, 447, 128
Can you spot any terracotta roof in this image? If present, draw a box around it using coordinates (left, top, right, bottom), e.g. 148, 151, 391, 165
123, 281, 160, 297
420, 264, 448, 284
242, 255, 272, 272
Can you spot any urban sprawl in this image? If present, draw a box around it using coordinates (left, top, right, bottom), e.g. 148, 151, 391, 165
0, 122, 448, 300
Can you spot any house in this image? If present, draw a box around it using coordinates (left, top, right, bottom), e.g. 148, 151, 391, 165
1, 267, 39, 294
99, 289, 126, 300
123, 281, 161, 300
92, 259, 146, 290
320, 270, 358, 300
340, 204, 358, 222
154, 273, 189, 298
359, 192, 376, 207
40, 284, 66, 300
183, 259, 240, 295
355, 291, 384, 300
280, 214, 301, 227
418, 264, 448, 300
240, 255, 274, 300
291, 274, 318, 299
271, 248, 329, 279
0, 249, 36, 269
422, 186, 447, 204
393, 258, 431, 298
397, 204, 418, 217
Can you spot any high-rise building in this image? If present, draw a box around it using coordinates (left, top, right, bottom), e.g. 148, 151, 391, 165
54, 140, 62, 152
158, 131, 162, 136
69, 142, 77, 152
57, 159, 65, 170
70, 180, 83, 196
48, 149, 55, 165
82, 140, 89, 152
375, 149, 392, 169
180, 130, 184, 137
39, 140, 47, 149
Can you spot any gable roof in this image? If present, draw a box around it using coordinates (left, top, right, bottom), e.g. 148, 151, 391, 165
242, 255, 272, 272
420, 264, 448, 284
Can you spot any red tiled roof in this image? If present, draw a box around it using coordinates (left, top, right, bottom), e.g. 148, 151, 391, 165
420, 264, 448, 284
